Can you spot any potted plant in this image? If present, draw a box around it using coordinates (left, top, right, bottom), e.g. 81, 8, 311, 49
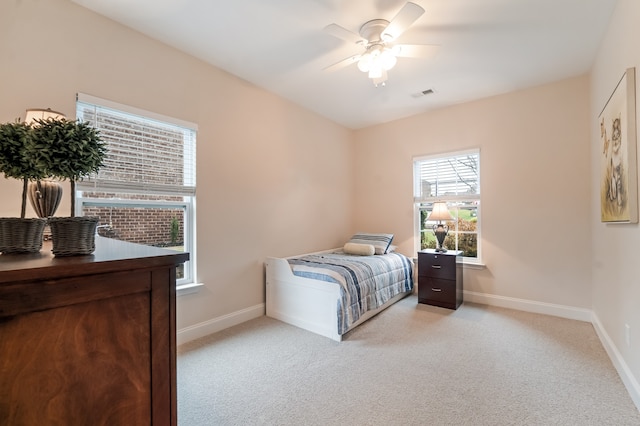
0, 120, 47, 253
31, 117, 107, 256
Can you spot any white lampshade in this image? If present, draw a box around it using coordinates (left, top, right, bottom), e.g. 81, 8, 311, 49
427, 202, 453, 222
357, 53, 371, 72
368, 63, 383, 79
24, 108, 66, 124
379, 48, 397, 70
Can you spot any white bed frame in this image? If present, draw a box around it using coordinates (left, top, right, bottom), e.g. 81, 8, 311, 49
265, 249, 412, 342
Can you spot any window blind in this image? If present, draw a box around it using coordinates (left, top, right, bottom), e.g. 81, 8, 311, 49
414, 150, 480, 201
75, 94, 196, 196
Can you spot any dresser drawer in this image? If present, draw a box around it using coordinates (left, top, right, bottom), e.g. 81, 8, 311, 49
418, 277, 456, 305
418, 253, 456, 280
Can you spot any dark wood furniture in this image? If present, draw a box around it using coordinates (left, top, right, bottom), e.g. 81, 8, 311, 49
0, 237, 188, 426
417, 249, 463, 310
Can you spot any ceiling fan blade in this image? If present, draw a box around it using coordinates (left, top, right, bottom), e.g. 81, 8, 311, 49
394, 44, 439, 59
382, 2, 425, 41
324, 23, 366, 45
323, 54, 362, 72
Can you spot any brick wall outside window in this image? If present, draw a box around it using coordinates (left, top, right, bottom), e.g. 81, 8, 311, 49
82, 192, 185, 247
84, 206, 184, 247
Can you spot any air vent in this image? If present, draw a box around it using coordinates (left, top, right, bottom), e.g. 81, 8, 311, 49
411, 89, 434, 98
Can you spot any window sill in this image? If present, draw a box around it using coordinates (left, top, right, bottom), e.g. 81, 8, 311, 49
177, 282, 204, 296
463, 261, 486, 270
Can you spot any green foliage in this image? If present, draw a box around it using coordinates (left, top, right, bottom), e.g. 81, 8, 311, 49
0, 121, 44, 180
30, 118, 107, 216
0, 120, 47, 217
443, 218, 478, 257
421, 231, 437, 250
421, 214, 478, 257
456, 233, 477, 257
31, 118, 107, 182
454, 217, 478, 257
170, 217, 180, 244
456, 208, 477, 221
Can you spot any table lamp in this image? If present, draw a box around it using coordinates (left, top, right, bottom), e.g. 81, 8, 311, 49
24, 108, 66, 124
427, 201, 453, 252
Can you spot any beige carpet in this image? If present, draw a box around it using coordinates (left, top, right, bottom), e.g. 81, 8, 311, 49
177, 295, 640, 425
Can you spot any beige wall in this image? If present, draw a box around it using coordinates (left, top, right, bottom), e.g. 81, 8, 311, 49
354, 76, 592, 308
590, 0, 640, 392
0, 0, 354, 330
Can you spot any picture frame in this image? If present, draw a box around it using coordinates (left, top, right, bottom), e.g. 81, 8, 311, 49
599, 67, 638, 223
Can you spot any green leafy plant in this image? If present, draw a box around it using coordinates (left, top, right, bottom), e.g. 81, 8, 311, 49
0, 120, 47, 218
170, 217, 180, 245
443, 218, 478, 257
31, 118, 107, 216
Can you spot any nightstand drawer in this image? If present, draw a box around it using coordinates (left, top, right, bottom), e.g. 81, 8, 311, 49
419, 253, 456, 280
418, 277, 456, 304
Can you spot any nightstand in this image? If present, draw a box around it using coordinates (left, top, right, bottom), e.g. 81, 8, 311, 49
418, 249, 463, 309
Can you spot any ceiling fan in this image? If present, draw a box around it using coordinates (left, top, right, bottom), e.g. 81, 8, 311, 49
323, 2, 438, 87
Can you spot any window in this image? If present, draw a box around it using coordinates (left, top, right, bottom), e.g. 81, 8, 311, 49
413, 149, 480, 262
75, 93, 197, 285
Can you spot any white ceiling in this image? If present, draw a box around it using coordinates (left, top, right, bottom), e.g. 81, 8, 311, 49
70, 0, 617, 129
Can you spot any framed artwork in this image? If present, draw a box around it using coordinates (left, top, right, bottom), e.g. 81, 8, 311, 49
599, 67, 638, 223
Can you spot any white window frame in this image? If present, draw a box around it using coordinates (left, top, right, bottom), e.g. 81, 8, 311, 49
413, 148, 482, 265
75, 93, 197, 286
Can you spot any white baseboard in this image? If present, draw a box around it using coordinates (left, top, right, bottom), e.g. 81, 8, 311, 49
463, 290, 592, 322
177, 303, 265, 346
591, 312, 640, 410
465, 290, 639, 412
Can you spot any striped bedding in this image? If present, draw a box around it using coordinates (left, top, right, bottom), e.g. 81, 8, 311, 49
288, 251, 413, 335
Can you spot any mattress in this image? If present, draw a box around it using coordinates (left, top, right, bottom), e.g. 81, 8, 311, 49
288, 251, 413, 334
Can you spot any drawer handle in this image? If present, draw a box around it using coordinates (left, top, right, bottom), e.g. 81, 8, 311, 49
431, 265, 442, 269
431, 288, 442, 292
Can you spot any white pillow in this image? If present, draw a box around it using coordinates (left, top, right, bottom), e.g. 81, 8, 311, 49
343, 242, 375, 256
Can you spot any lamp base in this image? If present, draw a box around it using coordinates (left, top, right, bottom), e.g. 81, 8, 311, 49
433, 223, 449, 254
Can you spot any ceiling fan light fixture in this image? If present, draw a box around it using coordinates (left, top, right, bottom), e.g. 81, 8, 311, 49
368, 64, 383, 79
380, 48, 397, 70
324, 2, 429, 87
357, 53, 372, 72
359, 46, 397, 81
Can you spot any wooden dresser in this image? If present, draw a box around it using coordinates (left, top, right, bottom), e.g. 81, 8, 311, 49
0, 237, 189, 426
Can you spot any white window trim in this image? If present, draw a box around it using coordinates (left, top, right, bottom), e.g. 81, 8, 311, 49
76, 194, 197, 286
413, 201, 483, 264
413, 148, 482, 264
77, 93, 197, 131
177, 282, 204, 296
75, 94, 198, 286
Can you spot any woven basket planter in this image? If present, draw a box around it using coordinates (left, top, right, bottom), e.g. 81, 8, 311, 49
49, 216, 99, 256
0, 218, 46, 254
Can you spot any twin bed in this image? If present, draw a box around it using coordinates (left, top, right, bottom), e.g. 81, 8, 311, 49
265, 233, 414, 341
